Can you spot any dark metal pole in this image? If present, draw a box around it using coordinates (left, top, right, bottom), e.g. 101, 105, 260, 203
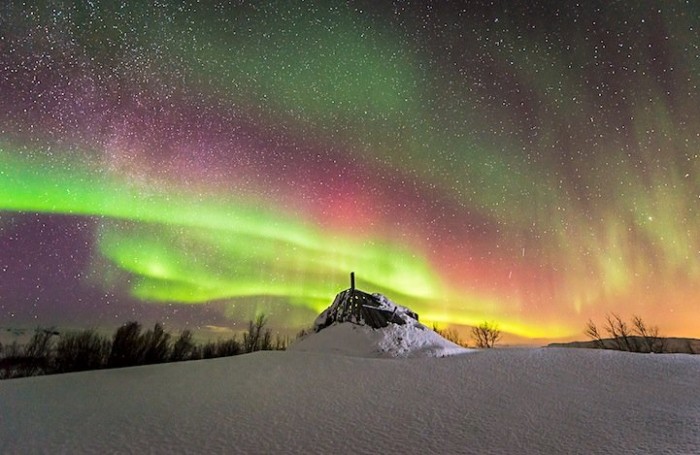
350, 272, 355, 291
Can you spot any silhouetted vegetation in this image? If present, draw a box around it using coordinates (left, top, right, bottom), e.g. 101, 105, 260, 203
432, 323, 469, 347
471, 321, 502, 348
585, 314, 667, 353
584, 319, 606, 349
170, 329, 196, 362
141, 323, 172, 365
54, 330, 111, 373
295, 328, 310, 340
201, 336, 242, 359
108, 321, 144, 368
0, 329, 54, 378
0, 314, 286, 380
243, 314, 271, 353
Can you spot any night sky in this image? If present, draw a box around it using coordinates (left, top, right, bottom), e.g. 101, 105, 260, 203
1, 1, 698, 341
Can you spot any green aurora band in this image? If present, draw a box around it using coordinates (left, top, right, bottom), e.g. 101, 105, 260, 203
1, 1, 699, 340
0, 143, 445, 317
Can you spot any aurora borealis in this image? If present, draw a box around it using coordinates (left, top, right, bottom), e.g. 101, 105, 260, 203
1, 1, 699, 341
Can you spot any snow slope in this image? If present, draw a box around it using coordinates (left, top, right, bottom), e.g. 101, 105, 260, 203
300, 289, 473, 358
291, 322, 474, 358
1, 348, 699, 454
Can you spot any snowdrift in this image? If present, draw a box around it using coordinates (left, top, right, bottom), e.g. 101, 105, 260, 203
291, 290, 473, 358
1, 281, 698, 454
1, 348, 699, 454
289, 322, 473, 358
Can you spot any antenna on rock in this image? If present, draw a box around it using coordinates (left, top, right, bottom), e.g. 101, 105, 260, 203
350, 272, 355, 291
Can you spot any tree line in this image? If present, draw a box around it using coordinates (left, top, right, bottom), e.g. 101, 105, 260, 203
433, 321, 502, 349
0, 314, 286, 380
585, 313, 667, 353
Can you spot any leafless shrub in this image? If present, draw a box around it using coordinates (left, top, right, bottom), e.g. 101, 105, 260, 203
295, 328, 310, 340
22, 327, 58, 376
632, 315, 665, 353
433, 323, 468, 347
471, 321, 501, 348
586, 314, 667, 354
0, 341, 24, 379
24, 328, 57, 359
170, 330, 196, 362
215, 336, 242, 357
54, 330, 111, 373
585, 319, 606, 349
243, 314, 272, 353
108, 321, 143, 368
273, 334, 289, 350
141, 323, 172, 364
201, 340, 218, 359
604, 313, 639, 352
2, 314, 289, 380
2, 341, 21, 358
0, 328, 58, 378
200, 335, 241, 359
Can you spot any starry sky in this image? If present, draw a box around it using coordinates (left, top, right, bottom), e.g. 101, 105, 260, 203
1, 1, 699, 341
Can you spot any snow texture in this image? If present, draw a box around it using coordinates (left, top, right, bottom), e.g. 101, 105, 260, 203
291, 322, 473, 358
1, 348, 699, 454
371, 292, 419, 320
303, 290, 471, 358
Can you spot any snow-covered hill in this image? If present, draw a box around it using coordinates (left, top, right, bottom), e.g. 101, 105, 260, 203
289, 322, 473, 358
294, 289, 473, 358
1, 348, 699, 454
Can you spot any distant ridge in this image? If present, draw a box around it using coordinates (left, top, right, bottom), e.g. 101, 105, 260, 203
548, 337, 700, 354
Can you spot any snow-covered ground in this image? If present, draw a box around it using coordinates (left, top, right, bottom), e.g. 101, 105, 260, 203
295, 317, 474, 358
2, 339, 699, 454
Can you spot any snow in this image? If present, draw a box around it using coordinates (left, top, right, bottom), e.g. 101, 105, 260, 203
312, 290, 421, 330
290, 322, 473, 358
371, 292, 419, 320
302, 290, 472, 358
1, 347, 699, 454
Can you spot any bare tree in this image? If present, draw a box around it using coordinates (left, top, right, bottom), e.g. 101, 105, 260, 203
170, 329, 196, 361
433, 323, 468, 347
141, 323, 172, 364
604, 313, 638, 352
0, 341, 24, 379
200, 335, 241, 359
295, 328, 311, 341
54, 330, 111, 373
0, 341, 21, 363
21, 328, 58, 376
108, 321, 143, 368
471, 321, 501, 348
215, 336, 242, 357
273, 334, 289, 350
201, 340, 218, 359
243, 314, 271, 353
632, 315, 665, 353
585, 319, 606, 349
587, 314, 667, 354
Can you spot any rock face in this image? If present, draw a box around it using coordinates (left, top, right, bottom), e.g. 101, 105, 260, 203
313, 286, 419, 331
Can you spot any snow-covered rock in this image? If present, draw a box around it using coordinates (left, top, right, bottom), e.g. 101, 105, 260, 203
295, 292, 473, 358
